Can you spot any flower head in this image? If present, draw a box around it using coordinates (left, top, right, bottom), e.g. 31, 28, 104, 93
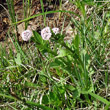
41, 27, 60, 40
42, 33, 52, 40
52, 28, 59, 35
41, 27, 51, 40
21, 30, 32, 41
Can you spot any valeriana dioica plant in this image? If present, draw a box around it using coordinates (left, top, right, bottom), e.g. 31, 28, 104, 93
3, 0, 110, 109
32, 26, 93, 107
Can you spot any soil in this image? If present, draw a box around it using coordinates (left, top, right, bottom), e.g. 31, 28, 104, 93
0, 0, 8, 41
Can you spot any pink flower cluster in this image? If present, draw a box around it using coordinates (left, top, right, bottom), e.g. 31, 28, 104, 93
41, 27, 59, 40
21, 27, 59, 41
21, 30, 32, 41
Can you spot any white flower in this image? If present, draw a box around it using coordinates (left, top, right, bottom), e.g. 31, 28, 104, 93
42, 33, 52, 40
41, 27, 51, 40
21, 30, 32, 41
52, 28, 59, 35
41, 27, 60, 40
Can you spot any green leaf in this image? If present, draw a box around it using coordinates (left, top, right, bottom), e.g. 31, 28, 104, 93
40, 0, 46, 26
65, 84, 76, 91
42, 95, 49, 104
33, 31, 43, 44
26, 101, 54, 110
74, 34, 79, 49
0, 93, 16, 100
24, 81, 38, 88
49, 92, 57, 101
89, 92, 110, 105
15, 53, 21, 65
56, 48, 69, 58
94, 31, 100, 40
72, 89, 80, 99
13, 10, 79, 24
39, 75, 47, 83
58, 86, 65, 94
49, 59, 65, 68
49, 92, 62, 106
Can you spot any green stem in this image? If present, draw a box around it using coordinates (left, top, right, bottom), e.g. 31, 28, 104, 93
61, 42, 84, 69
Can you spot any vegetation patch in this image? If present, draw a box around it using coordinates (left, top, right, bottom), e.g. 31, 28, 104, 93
0, 0, 110, 109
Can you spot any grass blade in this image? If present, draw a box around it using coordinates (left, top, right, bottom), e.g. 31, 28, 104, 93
0, 93, 16, 100
89, 92, 110, 105
13, 10, 80, 24
40, 0, 46, 26
26, 101, 54, 110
